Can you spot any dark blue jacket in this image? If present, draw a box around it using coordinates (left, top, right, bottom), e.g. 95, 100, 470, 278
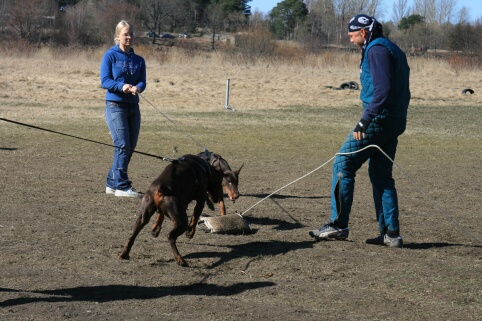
360, 37, 410, 121
100, 46, 146, 104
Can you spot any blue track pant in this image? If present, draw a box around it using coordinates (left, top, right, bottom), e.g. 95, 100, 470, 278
330, 110, 406, 235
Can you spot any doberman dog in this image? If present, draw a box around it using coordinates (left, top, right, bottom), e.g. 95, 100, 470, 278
118, 154, 239, 267
198, 150, 243, 216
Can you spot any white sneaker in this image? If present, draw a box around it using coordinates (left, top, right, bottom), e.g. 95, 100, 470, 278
366, 234, 403, 248
309, 222, 349, 240
106, 186, 116, 194
115, 187, 143, 198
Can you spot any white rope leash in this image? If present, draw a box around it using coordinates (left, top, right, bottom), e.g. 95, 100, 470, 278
240, 144, 411, 217
239, 144, 481, 244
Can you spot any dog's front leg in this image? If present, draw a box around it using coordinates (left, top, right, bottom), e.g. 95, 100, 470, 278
186, 200, 204, 239
219, 199, 226, 216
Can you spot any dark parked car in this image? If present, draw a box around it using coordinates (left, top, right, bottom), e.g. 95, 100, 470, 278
146, 31, 160, 38
161, 33, 175, 39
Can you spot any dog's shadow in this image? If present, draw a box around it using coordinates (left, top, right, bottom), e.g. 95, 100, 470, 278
0, 281, 275, 307
185, 240, 314, 269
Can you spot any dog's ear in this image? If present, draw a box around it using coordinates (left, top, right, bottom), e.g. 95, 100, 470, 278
156, 187, 163, 196
234, 163, 244, 177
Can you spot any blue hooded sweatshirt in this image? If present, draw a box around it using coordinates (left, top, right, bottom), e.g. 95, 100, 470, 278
100, 45, 146, 104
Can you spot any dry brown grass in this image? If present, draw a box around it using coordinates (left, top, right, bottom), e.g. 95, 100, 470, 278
1, 44, 481, 321
1, 44, 481, 123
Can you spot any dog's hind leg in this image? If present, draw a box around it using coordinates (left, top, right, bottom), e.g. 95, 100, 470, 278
118, 194, 156, 260
151, 211, 164, 238
150, 189, 166, 237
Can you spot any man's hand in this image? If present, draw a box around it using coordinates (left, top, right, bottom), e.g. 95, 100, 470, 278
353, 118, 370, 140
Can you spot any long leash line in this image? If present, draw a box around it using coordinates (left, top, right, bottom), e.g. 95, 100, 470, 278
138, 93, 208, 152
3, 117, 479, 244
240, 145, 390, 216
0, 117, 173, 162
239, 144, 481, 245
240, 155, 336, 216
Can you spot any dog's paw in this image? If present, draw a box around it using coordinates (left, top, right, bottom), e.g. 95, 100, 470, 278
118, 253, 130, 261
176, 258, 189, 267
186, 233, 194, 239
151, 228, 161, 238
185, 229, 196, 239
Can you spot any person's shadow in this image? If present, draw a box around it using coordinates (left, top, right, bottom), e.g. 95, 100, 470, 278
402, 242, 481, 250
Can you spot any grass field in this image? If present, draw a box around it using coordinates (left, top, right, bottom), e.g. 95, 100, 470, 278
0, 45, 481, 320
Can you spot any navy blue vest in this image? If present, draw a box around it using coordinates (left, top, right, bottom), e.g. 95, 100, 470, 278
360, 37, 410, 118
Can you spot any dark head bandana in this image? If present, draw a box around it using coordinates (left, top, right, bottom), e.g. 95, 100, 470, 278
348, 14, 373, 32
348, 14, 383, 67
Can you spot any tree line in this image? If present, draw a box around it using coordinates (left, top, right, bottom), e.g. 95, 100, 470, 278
0, 0, 252, 47
1, 0, 481, 54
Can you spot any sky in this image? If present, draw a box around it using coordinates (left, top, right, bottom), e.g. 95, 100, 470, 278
249, 0, 482, 22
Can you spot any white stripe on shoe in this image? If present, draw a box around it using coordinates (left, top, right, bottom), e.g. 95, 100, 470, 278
106, 186, 116, 194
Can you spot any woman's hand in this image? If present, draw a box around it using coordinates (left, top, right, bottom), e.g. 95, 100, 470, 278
129, 86, 139, 95
122, 84, 132, 93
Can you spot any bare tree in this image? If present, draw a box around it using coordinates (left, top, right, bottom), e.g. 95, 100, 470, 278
456, 6, 470, 25
94, 1, 141, 45
62, 3, 87, 45
332, 0, 382, 44
7, 0, 56, 41
0, 0, 12, 30
305, 0, 315, 11
412, 0, 437, 23
437, 0, 456, 24
140, 0, 177, 43
333, 0, 353, 44
411, 0, 459, 24
51, 0, 140, 47
165, 0, 194, 34
359, 0, 383, 17
205, 2, 224, 50
249, 8, 269, 27
308, 0, 337, 44
225, 10, 249, 32
392, 0, 410, 25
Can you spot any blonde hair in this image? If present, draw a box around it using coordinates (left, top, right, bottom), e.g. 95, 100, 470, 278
114, 20, 134, 45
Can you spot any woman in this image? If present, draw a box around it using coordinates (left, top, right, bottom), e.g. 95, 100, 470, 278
100, 20, 146, 198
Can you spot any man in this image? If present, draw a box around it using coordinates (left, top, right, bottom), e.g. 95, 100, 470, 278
309, 14, 410, 248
